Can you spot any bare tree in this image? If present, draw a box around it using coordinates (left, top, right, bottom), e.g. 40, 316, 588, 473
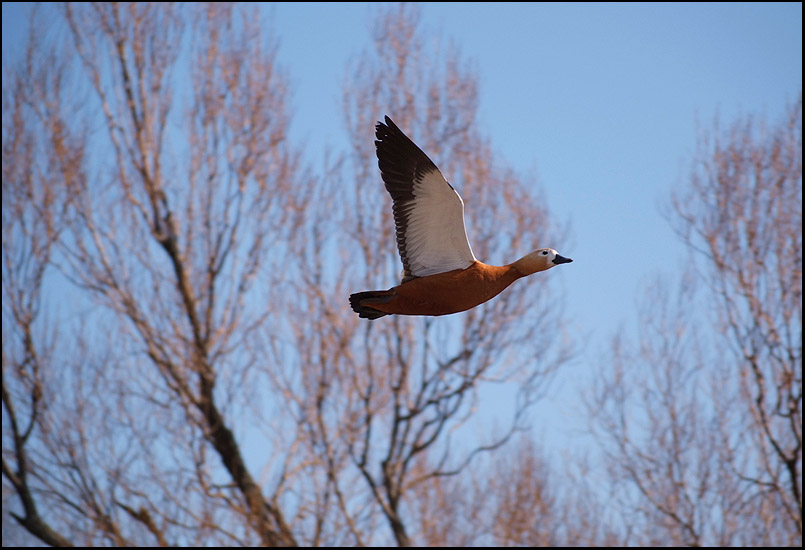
405, 434, 619, 547
3, 14, 76, 546
403, 436, 556, 547
590, 274, 739, 546
265, 4, 573, 546
590, 97, 802, 546
4, 3, 300, 545
3, 3, 573, 547
482, 437, 557, 547
673, 98, 802, 542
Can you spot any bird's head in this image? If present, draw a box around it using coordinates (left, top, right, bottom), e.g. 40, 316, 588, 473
513, 248, 573, 275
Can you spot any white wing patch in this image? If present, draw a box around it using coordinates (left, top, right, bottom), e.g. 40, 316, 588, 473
402, 169, 477, 277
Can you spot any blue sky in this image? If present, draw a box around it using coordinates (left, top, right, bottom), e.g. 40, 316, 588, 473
2, 2, 802, 447
263, 2, 802, 438
264, 1, 801, 333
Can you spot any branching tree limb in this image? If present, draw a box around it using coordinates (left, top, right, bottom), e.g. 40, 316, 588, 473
591, 97, 801, 546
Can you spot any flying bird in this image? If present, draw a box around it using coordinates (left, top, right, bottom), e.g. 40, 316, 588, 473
349, 116, 572, 320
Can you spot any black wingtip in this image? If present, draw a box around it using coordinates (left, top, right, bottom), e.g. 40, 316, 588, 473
375, 115, 405, 147
378, 115, 399, 132
376, 116, 389, 140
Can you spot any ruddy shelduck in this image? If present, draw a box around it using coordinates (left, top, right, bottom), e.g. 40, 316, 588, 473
349, 116, 572, 320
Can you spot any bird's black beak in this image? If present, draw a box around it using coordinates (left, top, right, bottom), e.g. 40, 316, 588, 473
553, 254, 573, 265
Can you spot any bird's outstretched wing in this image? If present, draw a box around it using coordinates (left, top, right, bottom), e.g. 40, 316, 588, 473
375, 116, 477, 282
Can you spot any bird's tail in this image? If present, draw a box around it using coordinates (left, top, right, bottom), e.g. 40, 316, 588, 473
349, 290, 393, 320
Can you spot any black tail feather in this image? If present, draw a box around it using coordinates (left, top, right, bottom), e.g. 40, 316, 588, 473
349, 290, 391, 320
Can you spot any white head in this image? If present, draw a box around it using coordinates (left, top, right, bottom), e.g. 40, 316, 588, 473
513, 248, 573, 275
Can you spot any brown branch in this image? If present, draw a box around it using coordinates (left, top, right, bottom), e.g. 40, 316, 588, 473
2, 381, 74, 548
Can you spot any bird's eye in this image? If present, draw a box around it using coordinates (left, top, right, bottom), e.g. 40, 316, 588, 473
542, 251, 549, 255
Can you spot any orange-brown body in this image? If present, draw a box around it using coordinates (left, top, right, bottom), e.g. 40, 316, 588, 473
351, 261, 526, 318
